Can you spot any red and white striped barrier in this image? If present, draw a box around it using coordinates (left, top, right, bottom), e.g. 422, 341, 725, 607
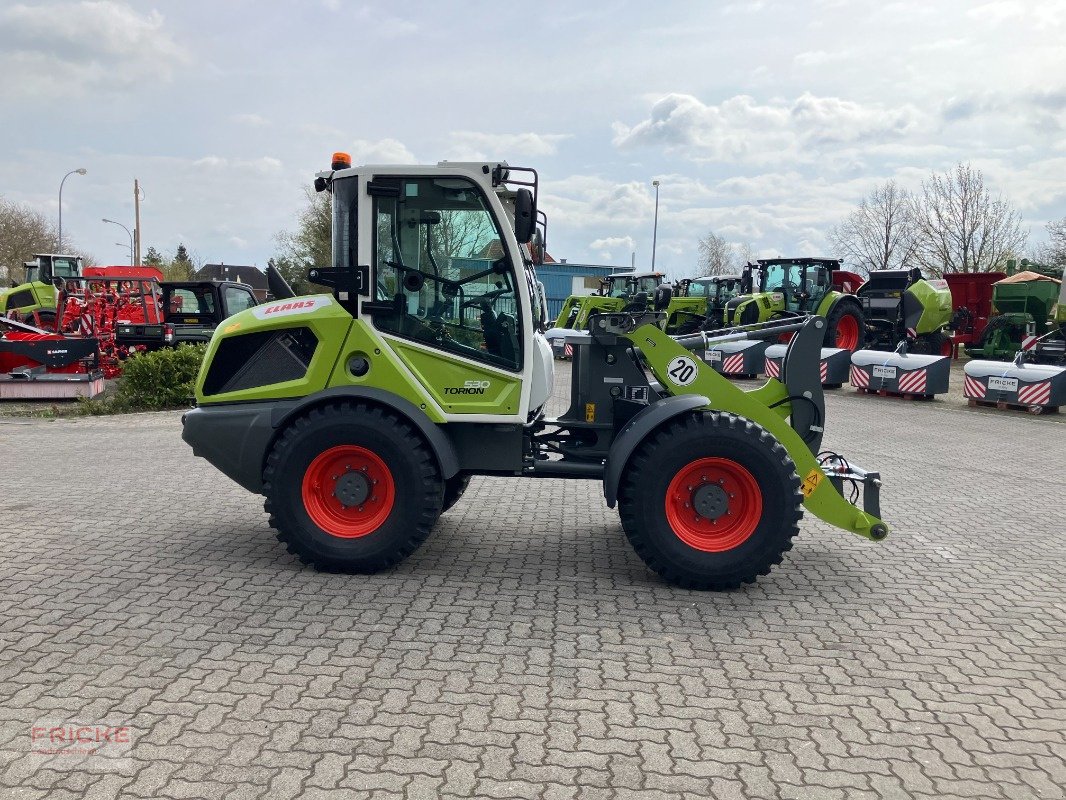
764, 345, 850, 387
964, 360, 1065, 410
699, 340, 769, 379
849, 350, 951, 398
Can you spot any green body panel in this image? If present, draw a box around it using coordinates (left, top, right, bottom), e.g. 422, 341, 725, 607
388, 340, 522, 415
632, 323, 887, 540
991, 280, 1058, 333
663, 295, 707, 333
0, 281, 55, 317
554, 295, 624, 330
728, 292, 783, 326
814, 291, 844, 318
194, 295, 355, 405
905, 280, 952, 335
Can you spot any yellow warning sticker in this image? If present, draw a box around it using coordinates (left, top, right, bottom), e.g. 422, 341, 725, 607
801, 468, 823, 498
585, 403, 596, 423
224, 322, 242, 334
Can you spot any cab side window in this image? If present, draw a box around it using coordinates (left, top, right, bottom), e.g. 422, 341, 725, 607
224, 286, 257, 316
371, 177, 521, 370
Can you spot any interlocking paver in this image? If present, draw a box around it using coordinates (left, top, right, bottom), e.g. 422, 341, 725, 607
1, 364, 1064, 799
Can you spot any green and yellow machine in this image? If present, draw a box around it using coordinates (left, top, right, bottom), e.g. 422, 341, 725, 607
553, 271, 663, 331
664, 275, 744, 335
0, 254, 83, 329
855, 268, 953, 354
966, 270, 1063, 361
182, 155, 889, 590
724, 258, 866, 350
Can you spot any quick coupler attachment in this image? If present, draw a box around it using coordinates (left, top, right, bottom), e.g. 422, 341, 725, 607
817, 455, 887, 540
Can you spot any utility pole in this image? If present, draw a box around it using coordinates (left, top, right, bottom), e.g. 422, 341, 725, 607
651, 180, 661, 271
133, 179, 142, 266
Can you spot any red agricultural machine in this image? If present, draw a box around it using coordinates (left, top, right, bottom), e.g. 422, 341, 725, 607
1, 264, 164, 399
945, 272, 1007, 357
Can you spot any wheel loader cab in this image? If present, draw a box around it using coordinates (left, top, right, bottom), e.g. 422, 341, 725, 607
325, 163, 550, 422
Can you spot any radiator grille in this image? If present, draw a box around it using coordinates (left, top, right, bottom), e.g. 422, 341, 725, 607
202, 327, 318, 396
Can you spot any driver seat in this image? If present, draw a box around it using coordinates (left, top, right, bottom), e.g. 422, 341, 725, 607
621, 291, 649, 313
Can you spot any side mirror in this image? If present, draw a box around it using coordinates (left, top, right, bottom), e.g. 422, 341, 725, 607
741, 269, 754, 294
514, 188, 535, 244
653, 284, 673, 311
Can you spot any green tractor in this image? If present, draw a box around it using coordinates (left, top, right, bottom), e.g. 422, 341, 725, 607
0, 254, 84, 329
856, 268, 954, 355
966, 270, 1062, 361
724, 258, 865, 351
663, 275, 744, 335
553, 271, 663, 331
182, 156, 889, 591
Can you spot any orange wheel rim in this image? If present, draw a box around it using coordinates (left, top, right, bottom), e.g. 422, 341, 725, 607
301, 445, 395, 537
835, 314, 860, 351
664, 458, 762, 552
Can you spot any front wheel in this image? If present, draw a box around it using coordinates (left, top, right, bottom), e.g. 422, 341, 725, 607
263, 402, 442, 572
617, 412, 802, 590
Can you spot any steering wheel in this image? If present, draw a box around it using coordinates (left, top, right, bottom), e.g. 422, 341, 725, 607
460, 288, 509, 310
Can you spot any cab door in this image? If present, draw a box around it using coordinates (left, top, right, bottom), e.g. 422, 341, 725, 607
360, 172, 529, 421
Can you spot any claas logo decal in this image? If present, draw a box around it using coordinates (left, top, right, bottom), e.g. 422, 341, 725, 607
252, 298, 325, 320
264, 300, 315, 314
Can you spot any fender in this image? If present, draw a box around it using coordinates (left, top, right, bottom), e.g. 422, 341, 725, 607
270, 386, 460, 479
602, 394, 710, 508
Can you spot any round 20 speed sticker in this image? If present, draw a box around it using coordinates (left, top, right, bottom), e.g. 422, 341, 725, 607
666, 355, 698, 386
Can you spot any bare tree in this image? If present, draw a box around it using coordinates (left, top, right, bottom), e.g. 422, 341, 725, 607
0, 196, 59, 281
911, 162, 1029, 275
1031, 216, 1066, 266
827, 180, 916, 276
697, 231, 752, 276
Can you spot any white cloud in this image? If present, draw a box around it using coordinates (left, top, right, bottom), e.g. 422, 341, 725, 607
589, 235, 636, 261
612, 93, 921, 164
0, 1, 187, 98
446, 132, 572, 160
232, 113, 269, 127
347, 138, 418, 165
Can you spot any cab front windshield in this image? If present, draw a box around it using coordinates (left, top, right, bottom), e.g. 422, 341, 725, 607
762, 262, 801, 293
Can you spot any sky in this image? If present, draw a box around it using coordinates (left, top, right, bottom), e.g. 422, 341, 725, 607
0, 0, 1063, 279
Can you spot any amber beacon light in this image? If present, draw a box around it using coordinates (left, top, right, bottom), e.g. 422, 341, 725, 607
331, 152, 352, 170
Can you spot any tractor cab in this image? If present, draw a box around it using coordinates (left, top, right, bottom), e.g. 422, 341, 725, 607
601, 272, 663, 300
1, 253, 85, 327
23, 254, 83, 285
759, 258, 838, 314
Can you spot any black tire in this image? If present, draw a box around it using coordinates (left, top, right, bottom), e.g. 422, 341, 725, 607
825, 301, 864, 351
441, 474, 471, 513
617, 412, 802, 590
263, 402, 442, 572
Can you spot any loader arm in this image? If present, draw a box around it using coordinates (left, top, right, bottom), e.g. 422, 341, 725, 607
618, 317, 889, 541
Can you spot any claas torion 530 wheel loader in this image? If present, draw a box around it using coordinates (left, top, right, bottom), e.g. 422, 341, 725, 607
182, 155, 889, 590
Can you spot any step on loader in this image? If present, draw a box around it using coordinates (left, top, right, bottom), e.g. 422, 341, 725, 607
183, 156, 889, 590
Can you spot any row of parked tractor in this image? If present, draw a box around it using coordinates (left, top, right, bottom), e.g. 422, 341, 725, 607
0, 253, 262, 400
545, 257, 1066, 413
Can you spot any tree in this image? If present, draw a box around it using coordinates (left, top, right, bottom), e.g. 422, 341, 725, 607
911, 162, 1029, 275
827, 180, 916, 275
144, 246, 164, 266
0, 196, 59, 283
696, 231, 752, 276
1032, 216, 1066, 266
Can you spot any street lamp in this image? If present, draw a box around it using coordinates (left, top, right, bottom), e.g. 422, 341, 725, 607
651, 179, 661, 270
58, 168, 88, 251
103, 218, 134, 265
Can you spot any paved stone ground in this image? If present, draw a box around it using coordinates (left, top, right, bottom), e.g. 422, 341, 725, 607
0, 363, 1063, 799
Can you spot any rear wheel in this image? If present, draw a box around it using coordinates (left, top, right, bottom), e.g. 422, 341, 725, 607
263, 402, 442, 572
825, 302, 864, 351
617, 412, 802, 590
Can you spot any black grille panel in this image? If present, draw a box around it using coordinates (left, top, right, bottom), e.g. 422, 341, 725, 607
4, 289, 35, 310
202, 327, 318, 396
